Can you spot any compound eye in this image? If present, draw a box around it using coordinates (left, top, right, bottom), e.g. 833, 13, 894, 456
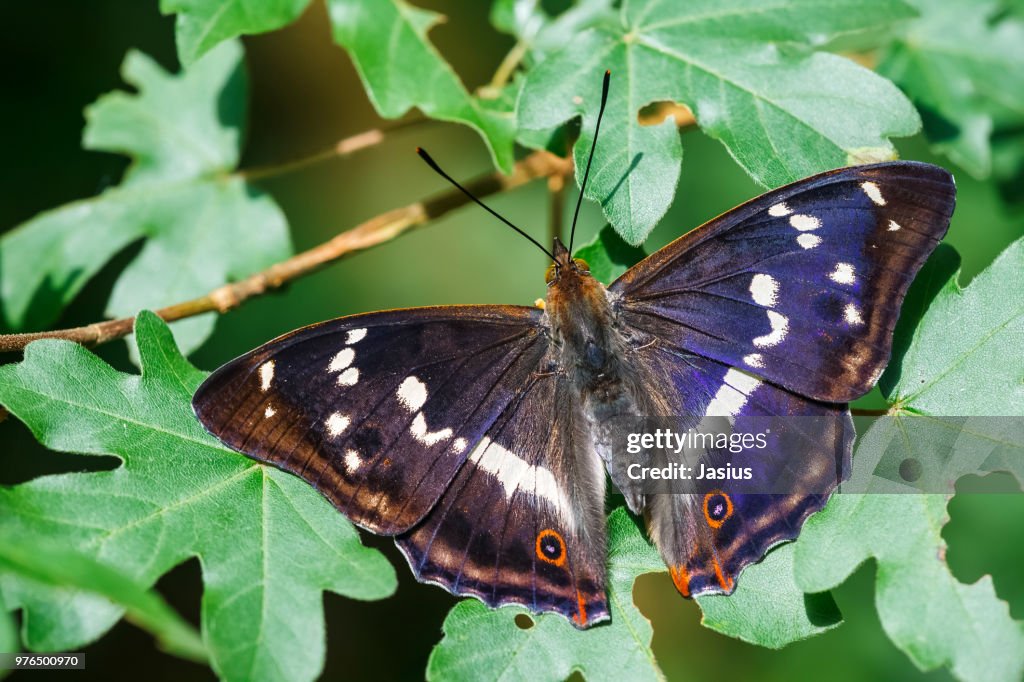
545, 263, 558, 283
573, 258, 590, 273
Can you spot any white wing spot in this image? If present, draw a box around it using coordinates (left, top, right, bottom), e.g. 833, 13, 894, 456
344, 449, 362, 473
469, 437, 572, 524
829, 262, 856, 285
753, 310, 789, 347
397, 376, 428, 412
326, 412, 351, 437
743, 353, 764, 368
264, 405, 276, 418
749, 273, 779, 307
451, 437, 468, 454
768, 202, 792, 217
410, 412, 453, 446
861, 181, 886, 205
844, 303, 865, 325
789, 214, 821, 231
797, 233, 822, 249
337, 367, 359, 386
346, 328, 367, 344
328, 348, 355, 372
888, 220, 901, 231
705, 369, 762, 417
259, 361, 275, 391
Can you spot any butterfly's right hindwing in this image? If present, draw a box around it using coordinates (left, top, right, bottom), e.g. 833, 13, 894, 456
192, 305, 548, 536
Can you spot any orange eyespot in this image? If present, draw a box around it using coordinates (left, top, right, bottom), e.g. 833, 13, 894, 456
703, 491, 733, 529
573, 258, 590, 272
535, 529, 567, 566
545, 263, 558, 283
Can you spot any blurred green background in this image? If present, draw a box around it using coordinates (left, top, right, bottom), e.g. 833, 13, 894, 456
1, 1, 1021, 680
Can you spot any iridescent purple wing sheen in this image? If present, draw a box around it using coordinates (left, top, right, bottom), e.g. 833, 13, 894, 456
612, 162, 956, 402
397, 372, 609, 628
192, 305, 549, 535
634, 342, 852, 597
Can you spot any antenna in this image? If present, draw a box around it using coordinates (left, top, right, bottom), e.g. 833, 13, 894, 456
568, 69, 611, 255
416, 147, 557, 262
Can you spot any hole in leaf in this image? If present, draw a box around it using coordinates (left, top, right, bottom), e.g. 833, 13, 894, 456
944, 472, 1024, 620
638, 101, 694, 127
514, 613, 534, 629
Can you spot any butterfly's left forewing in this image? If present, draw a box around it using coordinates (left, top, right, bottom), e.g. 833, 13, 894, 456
194, 306, 552, 536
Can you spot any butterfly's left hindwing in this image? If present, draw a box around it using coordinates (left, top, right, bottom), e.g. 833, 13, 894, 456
193, 306, 554, 536
397, 371, 609, 627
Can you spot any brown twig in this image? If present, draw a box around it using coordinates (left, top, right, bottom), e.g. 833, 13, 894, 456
548, 170, 567, 246
239, 117, 424, 181
0, 150, 570, 354
851, 407, 889, 416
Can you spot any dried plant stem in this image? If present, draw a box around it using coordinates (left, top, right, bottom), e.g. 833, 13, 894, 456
0, 150, 570, 354
239, 118, 424, 182
548, 171, 567, 246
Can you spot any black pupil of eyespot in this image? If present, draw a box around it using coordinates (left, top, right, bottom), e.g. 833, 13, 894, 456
543, 537, 561, 558
708, 495, 727, 520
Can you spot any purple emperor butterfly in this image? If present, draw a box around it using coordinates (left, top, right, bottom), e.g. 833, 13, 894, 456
193, 72, 955, 627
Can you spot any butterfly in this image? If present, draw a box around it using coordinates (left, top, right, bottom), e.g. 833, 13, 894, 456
192, 72, 956, 628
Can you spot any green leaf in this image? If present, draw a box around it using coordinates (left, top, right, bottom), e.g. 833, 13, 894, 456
0, 41, 291, 356
793, 240, 1024, 682
428, 507, 839, 680
327, 0, 516, 172
0, 531, 206, 663
0, 609, 15, 677
573, 224, 647, 284
162, 0, 517, 170
490, 0, 617, 66
0, 311, 396, 682
427, 508, 664, 682
878, 0, 1024, 178
794, 418, 1024, 682
160, 0, 311, 67
878, 243, 962, 398
695, 542, 841, 648
887, 236, 1024, 415
518, 0, 920, 244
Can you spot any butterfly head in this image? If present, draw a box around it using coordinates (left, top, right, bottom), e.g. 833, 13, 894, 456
545, 237, 591, 286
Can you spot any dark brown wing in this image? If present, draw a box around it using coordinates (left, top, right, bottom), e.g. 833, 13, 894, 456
192, 305, 548, 535
612, 162, 956, 402
396, 370, 609, 627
